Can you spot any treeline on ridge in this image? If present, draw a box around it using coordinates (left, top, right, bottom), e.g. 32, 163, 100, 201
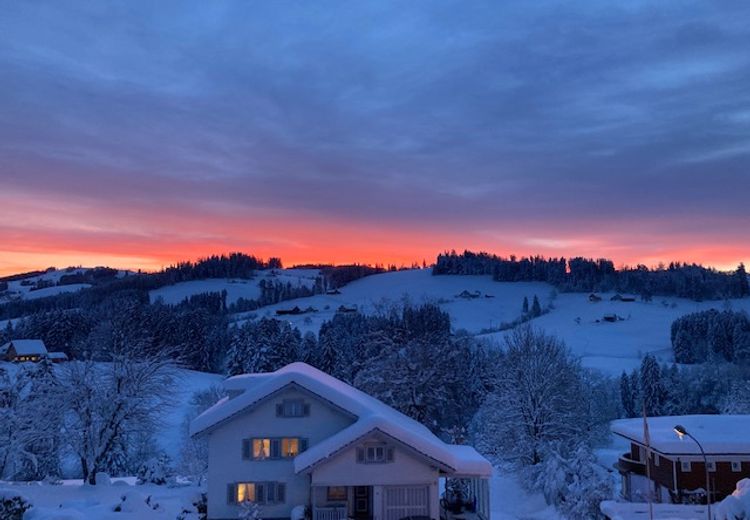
434, 250, 749, 300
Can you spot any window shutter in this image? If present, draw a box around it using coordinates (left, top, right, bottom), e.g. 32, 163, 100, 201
276, 403, 284, 417
271, 439, 281, 459
257, 483, 266, 504
300, 438, 309, 452
242, 439, 251, 460
303, 403, 311, 416
387, 447, 395, 462
277, 482, 286, 503
227, 483, 236, 504
356, 447, 365, 463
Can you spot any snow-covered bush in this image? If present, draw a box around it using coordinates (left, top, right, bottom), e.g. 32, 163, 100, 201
239, 500, 262, 520
177, 492, 208, 520
112, 490, 159, 513
525, 444, 613, 519
0, 489, 32, 520
136, 452, 172, 485
715, 478, 750, 520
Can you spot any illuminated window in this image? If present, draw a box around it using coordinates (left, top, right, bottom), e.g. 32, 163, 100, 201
327, 486, 347, 502
235, 482, 286, 504
282, 438, 299, 457
249, 438, 307, 460
253, 439, 271, 459
237, 482, 256, 502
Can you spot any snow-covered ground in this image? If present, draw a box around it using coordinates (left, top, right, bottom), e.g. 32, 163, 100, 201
148, 268, 321, 305
0, 478, 204, 519
0, 471, 556, 520
0, 267, 129, 303
241, 269, 551, 335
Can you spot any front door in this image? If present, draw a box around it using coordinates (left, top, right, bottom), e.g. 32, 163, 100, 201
354, 486, 371, 519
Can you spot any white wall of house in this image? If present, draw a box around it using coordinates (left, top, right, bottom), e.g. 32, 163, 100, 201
310, 432, 440, 487
309, 432, 441, 520
206, 386, 355, 520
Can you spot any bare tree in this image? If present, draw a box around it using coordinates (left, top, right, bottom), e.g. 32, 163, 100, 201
61, 345, 177, 484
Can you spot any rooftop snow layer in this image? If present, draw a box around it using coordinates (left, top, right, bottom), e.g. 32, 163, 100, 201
2, 339, 48, 355
191, 362, 492, 477
611, 415, 750, 455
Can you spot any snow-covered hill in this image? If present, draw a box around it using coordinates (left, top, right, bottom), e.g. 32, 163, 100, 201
240, 269, 552, 334
148, 268, 321, 305
0, 267, 129, 303
223, 268, 750, 376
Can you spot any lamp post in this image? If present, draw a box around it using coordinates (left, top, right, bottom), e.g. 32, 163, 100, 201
674, 424, 711, 520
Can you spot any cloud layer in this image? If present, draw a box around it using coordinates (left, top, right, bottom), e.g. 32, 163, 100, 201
1, 1, 749, 274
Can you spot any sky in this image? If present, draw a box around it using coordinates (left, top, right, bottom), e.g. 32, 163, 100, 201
1, 0, 749, 276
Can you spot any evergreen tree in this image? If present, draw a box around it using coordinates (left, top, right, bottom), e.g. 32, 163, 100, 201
531, 295, 542, 317
620, 372, 636, 418
640, 355, 664, 416
522, 297, 529, 314
736, 263, 749, 297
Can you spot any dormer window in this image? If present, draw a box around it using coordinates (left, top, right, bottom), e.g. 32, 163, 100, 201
277, 399, 310, 418
357, 443, 394, 464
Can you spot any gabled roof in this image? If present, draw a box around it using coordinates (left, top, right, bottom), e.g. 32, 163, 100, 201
612, 415, 750, 455
191, 362, 492, 477
2, 339, 48, 356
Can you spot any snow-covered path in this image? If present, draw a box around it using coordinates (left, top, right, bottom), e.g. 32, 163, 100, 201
491, 473, 561, 520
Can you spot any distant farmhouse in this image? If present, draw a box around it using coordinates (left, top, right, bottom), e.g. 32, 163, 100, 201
191, 362, 492, 520
610, 415, 750, 506
0, 339, 68, 363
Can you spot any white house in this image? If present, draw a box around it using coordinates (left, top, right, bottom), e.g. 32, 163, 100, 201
190, 362, 492, 520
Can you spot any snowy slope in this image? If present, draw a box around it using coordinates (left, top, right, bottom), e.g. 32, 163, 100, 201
479, 291, 750, 375
148, 268, 321, 305
0, 267, 130, 303
240, 269, 552, 335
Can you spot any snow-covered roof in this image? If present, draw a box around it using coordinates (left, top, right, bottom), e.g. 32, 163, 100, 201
2, 339, 48, 356
47, 352, 68, 360
611, 415, 750, 455
191, 362, 492, 477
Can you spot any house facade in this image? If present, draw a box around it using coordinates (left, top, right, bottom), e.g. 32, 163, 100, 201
191, 363, 492, 520
612, 415, 750, 505
0, 339, 68, 363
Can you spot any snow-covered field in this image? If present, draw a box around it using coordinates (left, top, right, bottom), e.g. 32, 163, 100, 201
225, 268, 750, 376
148, 268, 321, 305
241, 269, 552, 335
0, 478, 204, 519
0, 267, 128, 303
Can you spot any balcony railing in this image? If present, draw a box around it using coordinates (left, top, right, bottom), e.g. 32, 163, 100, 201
314, 506, 348, 520
617, 452, 647, 476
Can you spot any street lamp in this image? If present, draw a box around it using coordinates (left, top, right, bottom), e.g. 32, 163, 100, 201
674, 424, 711, 520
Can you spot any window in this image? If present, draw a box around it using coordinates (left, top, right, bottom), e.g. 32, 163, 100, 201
281, 437, 299, 457
707, 461, 716, 472
246, 438, 307, 460
653, 454, 660, 467
681, 461, 691, 472
277, 399, 309, 418
732, 461, 743, 472
234, 482, 286, 504
357, 444, 394, 464
327, 486, 348, 502
253, 438, 271, 460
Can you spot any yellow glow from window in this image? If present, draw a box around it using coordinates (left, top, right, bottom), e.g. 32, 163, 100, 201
282, 438, 299, 457
237, 483, 256, 502
253, 439, 270, 459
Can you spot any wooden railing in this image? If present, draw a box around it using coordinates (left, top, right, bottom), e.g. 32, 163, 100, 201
314, 506, 348, 520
